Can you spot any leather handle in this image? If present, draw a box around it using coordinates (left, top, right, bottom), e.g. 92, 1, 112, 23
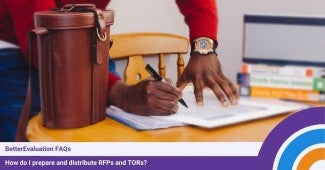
59, 4, 96, 12
15, 28, 49, 142
59, 4, 107, 43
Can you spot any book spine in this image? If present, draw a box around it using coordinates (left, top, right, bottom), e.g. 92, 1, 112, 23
239, 86, 325, 102
241, 63, 325, 77
237, 73, 325, 91
314, 78, 325, 92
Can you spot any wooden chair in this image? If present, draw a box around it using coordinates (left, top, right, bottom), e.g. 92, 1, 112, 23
26, 32, 189, 141
110, 32, 189, 84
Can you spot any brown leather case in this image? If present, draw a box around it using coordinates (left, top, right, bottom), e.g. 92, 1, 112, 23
33, 4, 114, 128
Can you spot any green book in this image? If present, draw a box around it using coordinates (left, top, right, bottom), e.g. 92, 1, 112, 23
313, 78, 325, 92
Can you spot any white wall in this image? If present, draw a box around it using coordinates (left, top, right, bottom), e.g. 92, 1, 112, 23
108, 0, 325, 83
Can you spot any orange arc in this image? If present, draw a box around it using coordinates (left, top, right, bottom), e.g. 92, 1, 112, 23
297, 147, 325, 170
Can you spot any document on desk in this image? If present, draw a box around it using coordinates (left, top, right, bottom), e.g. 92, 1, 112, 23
106, 86, 307, 130
107, 106, 186, 130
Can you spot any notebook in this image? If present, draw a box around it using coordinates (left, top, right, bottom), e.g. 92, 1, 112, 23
106, 86, 307, 130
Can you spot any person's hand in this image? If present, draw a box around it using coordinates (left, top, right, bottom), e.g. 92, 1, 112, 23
177, 53, 238, 106
108, 78, 182, 116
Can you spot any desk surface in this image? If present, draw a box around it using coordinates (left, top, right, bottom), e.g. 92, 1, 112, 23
27, 112, 292, 142
27, 100, 324, 142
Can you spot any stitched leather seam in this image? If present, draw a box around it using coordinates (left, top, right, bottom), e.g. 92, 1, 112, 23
48, 33, 56, 127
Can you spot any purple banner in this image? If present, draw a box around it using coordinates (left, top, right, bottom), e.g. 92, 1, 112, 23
0, 156, 256, 170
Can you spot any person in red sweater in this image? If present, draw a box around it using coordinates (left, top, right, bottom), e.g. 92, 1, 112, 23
0, 0, 238, 141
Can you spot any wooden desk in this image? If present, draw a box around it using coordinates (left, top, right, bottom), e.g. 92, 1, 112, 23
27, 100, 324, 142
27, 112, 293, 142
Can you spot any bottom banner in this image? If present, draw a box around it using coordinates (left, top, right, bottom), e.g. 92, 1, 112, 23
1, 107, 324, 170
1, 156, 256, 170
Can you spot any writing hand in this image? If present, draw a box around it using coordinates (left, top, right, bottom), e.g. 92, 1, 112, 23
177, 53, 239, 106
108, 78, 182, 116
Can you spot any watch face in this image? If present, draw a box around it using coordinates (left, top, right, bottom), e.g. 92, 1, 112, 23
197, 39, 211, 49
194, 37, 214, 54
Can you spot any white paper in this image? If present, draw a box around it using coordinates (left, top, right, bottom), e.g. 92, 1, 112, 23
156, 86, 308, 128
107, 86, 308, 130
107, 106, 186, 130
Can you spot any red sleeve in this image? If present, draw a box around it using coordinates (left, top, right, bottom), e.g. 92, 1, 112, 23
5, 0, 57, 66
107, 72, 120, 93
176, 0, 218, 42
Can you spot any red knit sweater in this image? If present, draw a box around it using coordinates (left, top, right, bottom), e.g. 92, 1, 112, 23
0, 0, 218, 91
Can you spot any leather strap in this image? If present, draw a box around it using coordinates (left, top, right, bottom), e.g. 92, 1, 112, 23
91, 26, 109, 123
15, 28, 49, 142
70, 6, 107, 64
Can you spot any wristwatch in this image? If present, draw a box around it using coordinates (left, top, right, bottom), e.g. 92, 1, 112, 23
191, 37, 217, 55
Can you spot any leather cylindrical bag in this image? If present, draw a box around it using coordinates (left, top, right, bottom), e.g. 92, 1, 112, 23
33, 4, 114, 128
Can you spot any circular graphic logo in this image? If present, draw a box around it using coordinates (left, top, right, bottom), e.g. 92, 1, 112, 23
273, 125, 325, 170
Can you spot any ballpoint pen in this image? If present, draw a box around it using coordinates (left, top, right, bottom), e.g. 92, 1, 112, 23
145, 64, 188, 108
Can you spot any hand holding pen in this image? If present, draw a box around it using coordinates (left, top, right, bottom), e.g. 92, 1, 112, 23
145, 64, 188, 108
109, 65, 184, 116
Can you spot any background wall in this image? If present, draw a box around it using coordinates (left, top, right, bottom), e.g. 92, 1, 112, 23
109, 0, 188, 83
109, 0, 325, 83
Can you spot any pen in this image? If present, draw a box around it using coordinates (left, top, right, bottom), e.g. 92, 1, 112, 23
145, 64, 188, 108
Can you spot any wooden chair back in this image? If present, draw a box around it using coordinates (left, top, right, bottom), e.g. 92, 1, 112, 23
109, 32, 189, 84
